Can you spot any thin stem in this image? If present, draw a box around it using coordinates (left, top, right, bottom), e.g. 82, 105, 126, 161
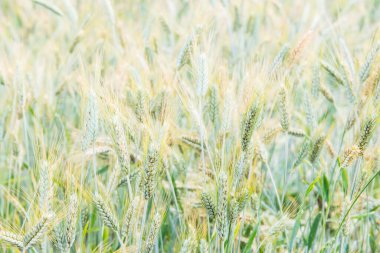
138, 200, 149, 253
334, 169, 379, 239
264, 161, 283, 214
281, 132, 289, 204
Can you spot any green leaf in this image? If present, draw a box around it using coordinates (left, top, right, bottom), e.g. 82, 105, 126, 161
97, 165, 109, 174
322, 174, 329, 202
170, 173, 183, 212
370, 231, 377, 253
337, 157, 341, 167
306, 176, 320, 198
82, 220, 90, 237
243, 223, 259, 253
335, 169, 380, 238
341, 168, 349, 195
289, 213, 302, 252
307, 213, 322, 250
33, 0, 63, 16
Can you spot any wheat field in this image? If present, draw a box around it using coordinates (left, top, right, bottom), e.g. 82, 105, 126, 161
0, 0, 379, 252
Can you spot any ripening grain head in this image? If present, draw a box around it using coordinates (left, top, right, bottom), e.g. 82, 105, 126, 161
0, 1, 378, 252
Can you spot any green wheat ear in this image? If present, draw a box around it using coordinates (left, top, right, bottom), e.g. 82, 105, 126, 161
39, 161, 52, 213
293, 140, 310, 168
150, 90, 168, 122
359, 43, 380, 83
311, 66, 320, 98
270, 44, 290, 75
237, 189, 249, 212
0, 231, 23, 250
196, 53, 208, 96
144, 145, 159, 200
135, 90, 145, 123
233, 151, 248, 190
241, 102, 261, 152
288, 128, 305, 137
308, 135, 326, 165
200, 239, 209, 253
201, 192, 216, 221
112, 115, 130, 173
181, 135, 203, 151
228, 199, 239, 226
358, 117, 377, 155
176, 28, 201, 70
94, 193, 119, 233
179, 237, 195, 253
321, 60, 344, 85
217, 172, 228, 240
279, 87, 289, 131
23, 212, 55, 251
121, 197, 138, 241
145, 213, 162, 253
207, 85, 220, 127
304, 92, 316, 132
82, 89, 99, 150
176, 36, 194, 70
319, 85, 334, 104
66, 194, 78, 249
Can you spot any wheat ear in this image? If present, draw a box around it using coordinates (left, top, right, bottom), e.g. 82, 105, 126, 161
201, 192, 216, 221
23, 212, 54, 251
94, 193, 119, 233
217, 172, 228, 240
279, 87, 290, 131
241, 102, 261, 151
66, 194, 78, 248
357, 117, 377, 155
0, 231, 23, 250
144, 145, 159, 200
145, 213, 161, 253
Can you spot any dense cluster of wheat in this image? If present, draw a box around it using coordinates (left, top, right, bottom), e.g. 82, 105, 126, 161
0, 0, 379, 252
